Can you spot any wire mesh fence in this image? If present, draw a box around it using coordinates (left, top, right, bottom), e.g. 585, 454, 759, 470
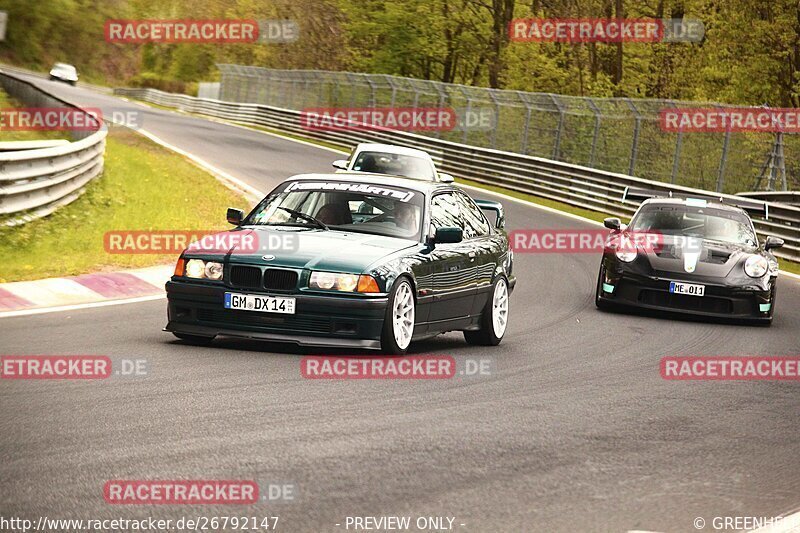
216, 64, 797, 195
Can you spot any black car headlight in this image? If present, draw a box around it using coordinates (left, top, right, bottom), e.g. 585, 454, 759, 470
744, 255, 768, 278
614, 235, 637, 263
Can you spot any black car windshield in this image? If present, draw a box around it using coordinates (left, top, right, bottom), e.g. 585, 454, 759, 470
629, 204, 757, 247
246, 181, 424, 240
351, 151, 435, 180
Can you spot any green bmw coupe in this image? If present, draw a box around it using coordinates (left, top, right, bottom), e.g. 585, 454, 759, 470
165, 173, 515, 354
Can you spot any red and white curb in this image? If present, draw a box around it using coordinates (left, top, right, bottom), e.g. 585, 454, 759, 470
0, 265, 172, 317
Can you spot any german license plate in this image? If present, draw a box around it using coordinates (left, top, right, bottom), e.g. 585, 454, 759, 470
224, 292, 296, 314
669, 281, 705, 296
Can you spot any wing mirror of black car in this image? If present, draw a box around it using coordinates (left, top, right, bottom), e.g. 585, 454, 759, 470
434, 226, 463, 244
765, 236, 785, 250
332, 159, 348, 171
438, 172, 455, 183
474, 199, 505, 229
604, 217, 622, 231
227, 207, 244, 226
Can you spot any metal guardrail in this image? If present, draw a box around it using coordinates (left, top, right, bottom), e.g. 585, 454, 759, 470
0, 72, 107, 226
738, 191, 800, 207
114, 87, 800, 262
0, 63, 113, 94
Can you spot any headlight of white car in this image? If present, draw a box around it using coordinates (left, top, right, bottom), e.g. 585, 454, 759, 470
744, 255, 768, 278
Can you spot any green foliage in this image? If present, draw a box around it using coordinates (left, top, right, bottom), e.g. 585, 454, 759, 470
2, 0, 800, 105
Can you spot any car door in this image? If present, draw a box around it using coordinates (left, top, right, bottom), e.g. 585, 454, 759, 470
427, 191, 476, 323
455, 191, 498, 316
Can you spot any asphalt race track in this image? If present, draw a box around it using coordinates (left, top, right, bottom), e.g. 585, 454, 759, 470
1, 74, 799, 532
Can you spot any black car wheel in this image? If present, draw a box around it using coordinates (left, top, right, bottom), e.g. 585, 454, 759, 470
381, 277, 415, 355
464, 276, 509, 346
172, 332, 215, 345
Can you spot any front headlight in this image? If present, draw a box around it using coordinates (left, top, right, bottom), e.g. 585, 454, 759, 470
309, 271, 379, 293
614, 236, 637, 263
183, 259, 224, 280
744, 255, 768, 278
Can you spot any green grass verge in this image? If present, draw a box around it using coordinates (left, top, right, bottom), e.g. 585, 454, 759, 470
0, 128, 249, 282
0, 88, 67, 142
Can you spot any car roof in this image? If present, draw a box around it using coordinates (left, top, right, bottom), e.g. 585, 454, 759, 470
641, 197, 749, 215
54, 63, 75, 69
354, 143, 434, 160
285, 172, 453, 194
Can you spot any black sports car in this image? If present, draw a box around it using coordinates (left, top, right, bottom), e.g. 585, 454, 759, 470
595, 190, 783, 324
165, 173, 515, 353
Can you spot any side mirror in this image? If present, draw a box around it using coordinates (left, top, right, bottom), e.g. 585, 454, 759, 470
474, 199, 505, 229
604, 217, 622, 231
765, 236, 784, 250
433, 226, 463, 244
438, 172, 455, 183
332, 159, 348, 171
227, 207, 244, 226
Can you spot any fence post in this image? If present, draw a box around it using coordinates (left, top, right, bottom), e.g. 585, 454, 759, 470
625, 99, 642, 176
586, 97, 601, 167
549, 94, 565, 160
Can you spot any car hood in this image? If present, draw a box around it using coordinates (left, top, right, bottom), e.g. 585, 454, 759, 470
640, 234, 755, 277
193, 227, 418, 273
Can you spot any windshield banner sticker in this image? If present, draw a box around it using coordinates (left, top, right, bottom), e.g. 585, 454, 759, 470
285, 181, 415, 202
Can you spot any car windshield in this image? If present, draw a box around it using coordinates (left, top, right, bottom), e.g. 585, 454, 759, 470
629, 204, 757, 246
351, 151, 435, 180
245, 181, 424, 240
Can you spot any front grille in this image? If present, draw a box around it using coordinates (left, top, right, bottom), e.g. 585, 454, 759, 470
263, 269, 298, 291
196, 308, 331, 334
230, 265, 262, 289
639, 289, 733, 314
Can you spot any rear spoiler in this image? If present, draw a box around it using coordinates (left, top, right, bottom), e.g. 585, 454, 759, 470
622, 187, 769, 220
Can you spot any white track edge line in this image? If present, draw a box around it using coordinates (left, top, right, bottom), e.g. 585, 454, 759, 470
0, 294, 165, 318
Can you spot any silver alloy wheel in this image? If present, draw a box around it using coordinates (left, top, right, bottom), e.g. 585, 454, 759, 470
393, 281, 415, 350
492, 278, 509, 338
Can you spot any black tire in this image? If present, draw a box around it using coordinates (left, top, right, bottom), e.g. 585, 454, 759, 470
595, 264, 611, 310
172, 332, 215, 345
380, 277, 415, 355
464, 276, 508, 346
69, 80, 77, 86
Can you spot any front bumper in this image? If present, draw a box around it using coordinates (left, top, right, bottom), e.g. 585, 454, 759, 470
165, 280, 389, 349
598, 270, 775, 321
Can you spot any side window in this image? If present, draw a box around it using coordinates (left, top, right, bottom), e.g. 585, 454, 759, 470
456, 192, 490, 238
430, 193, 462, 233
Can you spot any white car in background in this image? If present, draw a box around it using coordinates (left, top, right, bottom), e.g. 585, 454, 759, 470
333, 143, 454, 182
49, 63, 79, 85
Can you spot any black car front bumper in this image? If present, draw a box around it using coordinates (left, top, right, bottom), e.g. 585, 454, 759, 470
598, 270, 775, 321
165, 280, 389, 349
